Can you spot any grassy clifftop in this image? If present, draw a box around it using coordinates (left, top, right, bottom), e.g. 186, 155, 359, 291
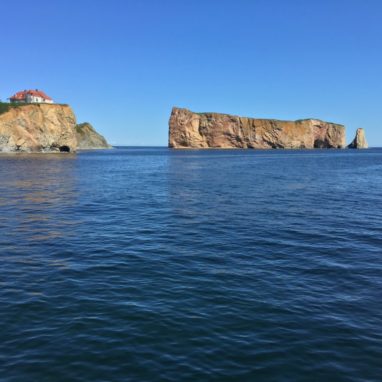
0, 102, 20, 115
0, 102, 69, 116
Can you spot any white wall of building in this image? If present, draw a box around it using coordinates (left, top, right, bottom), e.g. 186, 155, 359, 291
25, 94, 53, 103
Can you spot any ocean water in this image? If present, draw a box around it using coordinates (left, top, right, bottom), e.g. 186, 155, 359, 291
0, 147, 381, 382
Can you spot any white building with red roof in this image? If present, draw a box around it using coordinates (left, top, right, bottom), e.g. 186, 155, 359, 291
9, 89, 54, 104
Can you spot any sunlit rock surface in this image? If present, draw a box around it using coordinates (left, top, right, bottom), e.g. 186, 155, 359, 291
169, 107, 346, 149
0, 104, 77, 152
348, 128, 368, 149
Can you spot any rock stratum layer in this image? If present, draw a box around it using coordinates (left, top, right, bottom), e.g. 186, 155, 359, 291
0, 103, 110, 153
76, 123, 111, 149
0, 104, 77, 152
169, 107, 346, 149
348, 128, 368, 149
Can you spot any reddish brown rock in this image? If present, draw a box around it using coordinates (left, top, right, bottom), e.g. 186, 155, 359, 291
169, 107, 346, 149
0, 103, 77, 152
0, 103, 111, 153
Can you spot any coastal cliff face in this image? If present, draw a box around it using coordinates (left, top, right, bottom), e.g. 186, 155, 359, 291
0, 104, 77, 152
169, 107, 346, 149
0, 104, 111, 153
75, 123, 111, 149
348, 128, 368, 149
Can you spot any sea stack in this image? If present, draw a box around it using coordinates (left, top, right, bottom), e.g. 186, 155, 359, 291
348, 128, 368, 149
169, 107, 346, 149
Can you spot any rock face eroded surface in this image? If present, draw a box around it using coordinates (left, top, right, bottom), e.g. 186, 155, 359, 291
0, 104, 77, 152
169, 107, 346, 149
348, 128, 368, 149
75, 122, 111, 149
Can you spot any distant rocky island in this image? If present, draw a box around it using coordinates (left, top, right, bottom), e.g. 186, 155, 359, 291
0, 91, 369, 152
169, 107, 368, 149
0, 89, 111, 153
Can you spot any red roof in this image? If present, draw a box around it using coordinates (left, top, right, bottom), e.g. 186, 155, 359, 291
9, 89, 53, 101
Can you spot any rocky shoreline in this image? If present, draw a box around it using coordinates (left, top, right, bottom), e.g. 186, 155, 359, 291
169, 107, 367, 150
75, 122, 111, 150
0, 103, 111, 153
0, 102, 369, 152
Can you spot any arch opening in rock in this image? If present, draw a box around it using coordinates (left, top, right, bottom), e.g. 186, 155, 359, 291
59, 145, 70, 152
314, 139, 326, 148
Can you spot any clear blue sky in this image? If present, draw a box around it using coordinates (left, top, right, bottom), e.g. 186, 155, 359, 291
1, 0, 381, 146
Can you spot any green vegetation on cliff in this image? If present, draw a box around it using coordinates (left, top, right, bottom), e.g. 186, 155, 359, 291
75, 122, 111, 149
75, 122, 91, 134
0, 102, 24, 115
0, 102, 69, 116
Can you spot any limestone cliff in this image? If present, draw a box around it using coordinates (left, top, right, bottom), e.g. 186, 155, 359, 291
0, 103, 111, 153
348, 128, 368, 149
75, 122, 111, 149
169, 107, 346, 149
0, 103, 77, 152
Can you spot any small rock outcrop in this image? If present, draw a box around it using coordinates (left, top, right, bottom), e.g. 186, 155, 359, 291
348, 128, 368, 149
169, 107, 346, 149
0, 103, 77, 152
75, 122, 111, 149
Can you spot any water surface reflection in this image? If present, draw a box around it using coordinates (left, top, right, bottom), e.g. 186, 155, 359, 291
0, 154, 79, 249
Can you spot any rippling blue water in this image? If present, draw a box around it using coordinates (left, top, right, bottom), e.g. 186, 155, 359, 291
1, 147, 382, 381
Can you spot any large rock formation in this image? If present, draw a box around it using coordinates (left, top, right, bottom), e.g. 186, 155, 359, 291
348, 128, 368, 149
75, 122, 111, 149
169, 107, 346, 149
0, 103, 111, 153
0, 103, 77, 152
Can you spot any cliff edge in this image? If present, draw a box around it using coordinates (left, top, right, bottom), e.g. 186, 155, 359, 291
169, 107, 346, 149
0, 103, 111, 153
76, 122, 111, 149
0, 103, 77, 152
